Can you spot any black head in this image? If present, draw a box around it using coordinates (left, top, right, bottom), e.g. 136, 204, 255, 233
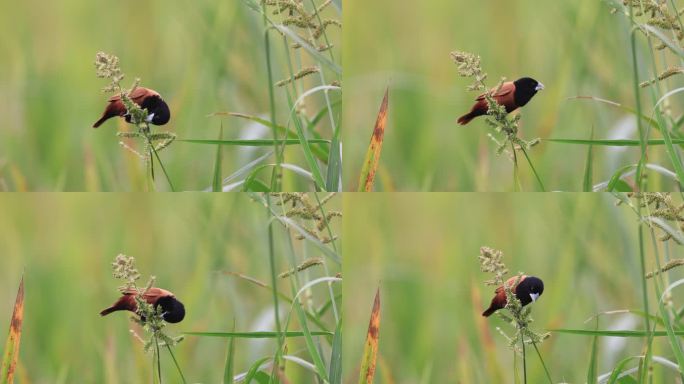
515, 276, 544, 307
140, 95, 171, 126
156, 296, 185, 323
513, 77, 544, 107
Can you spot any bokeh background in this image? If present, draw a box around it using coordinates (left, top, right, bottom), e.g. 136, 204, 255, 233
344, 0, 681, 191
344, 193, 682, 383
0, 193, 341, 382
0, 1, 341, 191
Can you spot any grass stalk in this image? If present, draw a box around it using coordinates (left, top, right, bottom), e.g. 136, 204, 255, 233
531, 341, 553, 383
521, 333, 527, 384
261, 5, 283, 191
520, 146, 545, 191
511, 141, 521, 191
280, 36, 327, 190
629, 2, 648, 190
154, 334, 162, 384
140, 127, 175, 191
636, 194, 653, 382
166, 344, 187, 384
265, 195, 285, 381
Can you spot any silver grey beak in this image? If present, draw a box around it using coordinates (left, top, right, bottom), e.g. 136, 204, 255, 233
530, 293, 540, 302
535, 82, 544, 91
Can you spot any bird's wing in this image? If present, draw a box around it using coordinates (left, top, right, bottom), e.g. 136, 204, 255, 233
107, 87, 157, 104
494, 275, 527, 294
142, 287, 174, 302
476, 82, 514, 101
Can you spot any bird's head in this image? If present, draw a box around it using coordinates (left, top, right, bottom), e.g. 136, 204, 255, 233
513, 77, 544, 107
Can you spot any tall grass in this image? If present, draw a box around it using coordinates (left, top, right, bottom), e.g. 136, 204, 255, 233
170, 192, 342, 382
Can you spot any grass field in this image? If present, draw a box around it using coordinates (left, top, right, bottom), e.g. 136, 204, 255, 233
344, 192, 684, 383
0, 193, 341, 382
344, 0, 684, 191
0, 1, 341, 191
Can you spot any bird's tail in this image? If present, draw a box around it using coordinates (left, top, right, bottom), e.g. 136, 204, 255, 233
481, 307, 496, 317
99, 306, 118, 316
457, 112, 475, 125
92, 116, 109, 128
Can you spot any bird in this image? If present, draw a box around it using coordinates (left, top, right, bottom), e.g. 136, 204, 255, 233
482, 275, 544, 317
93, 87, 170, 128
100, 287, 185, 323
457, 77, 543, 125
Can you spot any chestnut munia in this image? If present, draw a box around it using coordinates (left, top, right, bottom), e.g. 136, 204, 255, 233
458, 77, 543, 125
93, 87, 170, 128
100, 287, 185, 323
482, 275, 544, 317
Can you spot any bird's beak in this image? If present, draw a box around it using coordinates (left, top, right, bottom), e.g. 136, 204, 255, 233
530, 293, 540, 302
535, 82, 545, 91
146, 113, 155, 123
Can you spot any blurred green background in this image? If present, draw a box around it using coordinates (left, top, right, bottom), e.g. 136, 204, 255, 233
344, 193, 681, 382
0, 1, 340, 191
343, 0, 681, 191
0, 193, 340, 382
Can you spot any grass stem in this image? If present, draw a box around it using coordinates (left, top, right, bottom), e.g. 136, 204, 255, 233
521, 332, 527, 384
155, 334, 162, 384
531, 341, 553, 383
520, 146, 546, 191
265, 195, 285, 380
166, 344, 187, 384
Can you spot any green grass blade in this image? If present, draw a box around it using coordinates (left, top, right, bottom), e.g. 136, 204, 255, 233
210, 112, 328, 162
185, 331, 333, 338
293, 288, 330, 382
520, 146, 545, 191
551, 329, 684, 337
223, 319, 236, 384
587, 318, 599, 384
651, 109, 684, 190
221, 271, 333, 336
308, 100, 342, 129
583, 126, 595, 191
546, 138, 684, 146
326, 136, 342, 192
606, 164, 637, 192
273, 25, 342, 74
242, 164, 315, 192
0, 276, 24, 384
243, 357, 272, 384
606, 356, 640, 384
209, 151, 273, 192
212, 123, 224, 192
149, 142, 175, 192
641, 24, 684, 57
655, 278, 684, 379
285, 87, 340, 191
329, 319, 342, 384
179, 139, 330, 146
166, 344, 187, 384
